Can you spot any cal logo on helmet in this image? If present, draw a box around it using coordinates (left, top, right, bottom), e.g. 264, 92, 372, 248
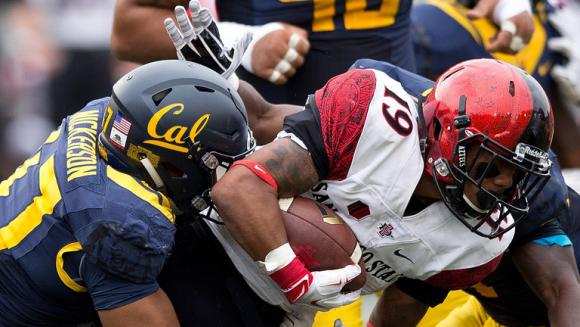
145, 103, 210, 153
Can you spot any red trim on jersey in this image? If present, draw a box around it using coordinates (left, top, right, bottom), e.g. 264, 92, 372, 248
314, 69, 376, 180
230, 160, 278, 192
424, 254, 504, 289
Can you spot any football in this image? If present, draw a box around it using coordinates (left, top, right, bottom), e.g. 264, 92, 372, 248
279, 196, 366, 292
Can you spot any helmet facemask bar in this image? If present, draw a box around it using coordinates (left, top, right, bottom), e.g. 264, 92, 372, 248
433, 133, 552, 238
188, 129, 256, 222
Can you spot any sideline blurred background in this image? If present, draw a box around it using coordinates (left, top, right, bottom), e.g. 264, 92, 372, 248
0, 0, 137, 179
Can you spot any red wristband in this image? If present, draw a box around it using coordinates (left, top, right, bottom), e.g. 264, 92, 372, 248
270, 256, 313, 303
230, 160, 278, 192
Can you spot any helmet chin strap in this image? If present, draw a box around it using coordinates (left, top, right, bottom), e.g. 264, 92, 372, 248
461, 192, 488, 219
140, 157, 165, 189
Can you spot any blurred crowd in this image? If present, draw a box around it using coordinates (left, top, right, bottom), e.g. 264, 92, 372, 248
0, 0, 136, 179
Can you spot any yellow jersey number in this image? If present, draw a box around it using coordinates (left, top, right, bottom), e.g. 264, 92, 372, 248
280, 0, 400, 32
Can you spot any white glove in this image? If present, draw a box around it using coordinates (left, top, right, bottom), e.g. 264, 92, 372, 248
261, 243, 362, 312
548, 0, 580, 104
297, 267, 362, 311
163, 0, 251, 83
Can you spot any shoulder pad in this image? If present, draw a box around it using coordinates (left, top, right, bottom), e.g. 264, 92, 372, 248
81, 207, 176, 283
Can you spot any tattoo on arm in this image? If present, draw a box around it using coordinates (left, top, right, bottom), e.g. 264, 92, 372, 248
254, 139, 319, 197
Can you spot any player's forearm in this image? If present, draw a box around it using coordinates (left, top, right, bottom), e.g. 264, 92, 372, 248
212, 138, 319, 260
514, 242, 580, 327
98, 289, 179, 327
211, 161, 288, 261
545, 283, 580, 327
238, 81, 303, 144
111, 0, 187, 63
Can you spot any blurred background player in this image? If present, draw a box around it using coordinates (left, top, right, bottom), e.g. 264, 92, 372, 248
411, 0, 580, 190
111, 0, 533, 105
112, 0, 415, 105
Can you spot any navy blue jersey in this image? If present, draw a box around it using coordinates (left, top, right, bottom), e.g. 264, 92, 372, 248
0, 98, 175, 326
223, 0, 416, 104
411, 0, 563, 94
218, 0, 412, 41
397, 153, 578, 326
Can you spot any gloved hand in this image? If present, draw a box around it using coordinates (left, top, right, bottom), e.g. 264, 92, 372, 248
467, 0, 534, 54
240, 22, 310, 85
261, 243, 362, 312
163, 0, 251, 83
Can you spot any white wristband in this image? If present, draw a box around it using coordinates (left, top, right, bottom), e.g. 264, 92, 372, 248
241, 22, 284, 73
258, 243, 296, 274
493, 0, 531, 25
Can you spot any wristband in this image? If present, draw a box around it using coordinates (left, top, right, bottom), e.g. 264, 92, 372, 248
240, 22, 284, 73
270, 256, 313, 303
493, 0, 531, 25
260, 243, 296, 273
230, 160, 278, 191
262, 243, 313, 303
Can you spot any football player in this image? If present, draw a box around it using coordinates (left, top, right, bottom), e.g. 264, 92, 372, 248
322, 1, 580, 325
0, 60, 258, 326
166, 8, 555, 326
214, 56, 557, 322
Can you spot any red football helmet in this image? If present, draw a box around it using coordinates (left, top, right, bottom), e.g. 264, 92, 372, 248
421, 59, 554, 238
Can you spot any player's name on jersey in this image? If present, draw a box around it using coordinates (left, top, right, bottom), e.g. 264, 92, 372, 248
66, 109, 99, 181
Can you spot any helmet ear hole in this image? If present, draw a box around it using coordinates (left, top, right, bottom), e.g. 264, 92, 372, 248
160, 162, 185, 178
152, 88, 173, 106
433, 118, 442, 140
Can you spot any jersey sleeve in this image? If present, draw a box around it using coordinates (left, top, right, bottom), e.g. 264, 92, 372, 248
282, 69, 377, 180
80, 253, 160, 310
69, 170, 176, 284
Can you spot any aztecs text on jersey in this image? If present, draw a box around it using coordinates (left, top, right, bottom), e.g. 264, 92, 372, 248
0, 98, 175, 325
